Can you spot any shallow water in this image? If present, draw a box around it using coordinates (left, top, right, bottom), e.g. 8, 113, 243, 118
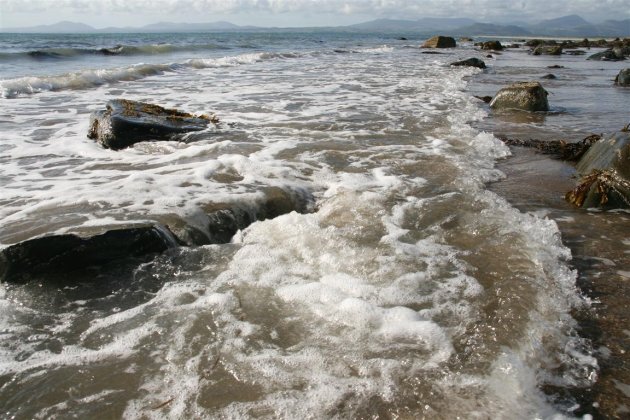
0, 33, 622, 418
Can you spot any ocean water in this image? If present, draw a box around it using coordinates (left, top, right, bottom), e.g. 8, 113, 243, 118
0, 32, 615, 418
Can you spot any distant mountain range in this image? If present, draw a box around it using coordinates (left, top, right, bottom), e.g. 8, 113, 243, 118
2, 15, 629, 37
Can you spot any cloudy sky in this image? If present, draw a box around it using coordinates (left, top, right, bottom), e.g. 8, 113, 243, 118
1, 0, 628, 28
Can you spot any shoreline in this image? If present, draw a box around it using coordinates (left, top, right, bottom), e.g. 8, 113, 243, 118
470, 47, 630, 417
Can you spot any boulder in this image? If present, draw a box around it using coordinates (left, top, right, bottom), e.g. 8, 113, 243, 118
587, 49, 625, 61
422, 36, 456, 48
615, 69, 630, 86
532, 45, 563, 55
480, 40, 503, 51
489, 81, 549, 112
541, 74, 557, 79
87, 99, 218, 150
566, 131, 630, 209
0, 225, 179, 284
525, 39, 544, 47
450, 58, 486, 69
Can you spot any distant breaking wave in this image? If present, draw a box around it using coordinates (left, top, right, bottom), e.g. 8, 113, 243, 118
0, 43, 233, 61
0, 51, 296, 98
0, 46, 395, 98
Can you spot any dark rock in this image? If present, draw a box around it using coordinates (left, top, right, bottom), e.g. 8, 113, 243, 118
507, 44, 520, 48
532, 45, 563, 55
421, 51, 444, 54
542, 74, 557, 79
496, 133, 600, 161
587, 49, 625, 61
398, 37, 408, 41
422, 36, 456, 48
566, 132, 630, 209
0, 185, 316, 283
490, 81, 549, 112
547, 65, 565, 68
525, 39, 545, 47
459, 37, 474, 42
188, 187, 315, 246
87, 99, 218, 150
474, 95, 493, 103
613, 46, 630, 59
479, 40, 503, 51
486, 54, 493, 58
450, 58, 486, 69
615, 69, 630, 86
0, 225, 179, 284
564, 50, 586, 55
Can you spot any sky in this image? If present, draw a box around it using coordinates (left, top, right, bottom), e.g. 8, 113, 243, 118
1, 0, 629, 29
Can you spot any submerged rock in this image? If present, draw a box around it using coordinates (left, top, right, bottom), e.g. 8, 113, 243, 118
422, 36, 456, 48
0, 225, 178, 284
490, 81, 549, 112
0, 186, 315, 283
87, 99, 217, 150
450, 58, 486, 69
566, 131, 630, 209
615, 69, 630, 86
496, 134, 601, 161
199, 187, 315, 245
532, 45, 563, 55
542, 74, 557, 79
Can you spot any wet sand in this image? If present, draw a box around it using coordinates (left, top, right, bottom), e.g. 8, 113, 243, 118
469, 45, 630, 418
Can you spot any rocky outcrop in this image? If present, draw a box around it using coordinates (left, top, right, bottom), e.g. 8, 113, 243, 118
422, 36, 456, 48
566, 131, 630, 209
0, 187, 315, 283
0, 225, 179, 284
450, 58, 486, 69
615, 69, 630, 86
87, 99, 218, 150
489, 81, 549, 112
587, 47, 630, 61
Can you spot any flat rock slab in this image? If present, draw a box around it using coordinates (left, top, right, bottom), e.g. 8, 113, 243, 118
490, 81, 549, 112
0, 186, 315, 283
0, 225, 178, 284
88, 99, 216, 150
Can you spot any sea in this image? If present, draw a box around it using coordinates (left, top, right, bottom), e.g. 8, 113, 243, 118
0, 31, 628, 419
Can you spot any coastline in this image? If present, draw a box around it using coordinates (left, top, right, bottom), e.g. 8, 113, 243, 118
469, 46, 630, 418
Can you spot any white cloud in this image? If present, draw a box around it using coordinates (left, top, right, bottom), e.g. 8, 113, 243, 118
1, 0, 628, 24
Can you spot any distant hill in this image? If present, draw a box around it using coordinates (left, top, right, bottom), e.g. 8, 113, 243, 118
3, 21, 96, 33
140, 21, 240, 32
349, 17, 475, 32
456, 23, 532, 36
1, 15, 628, 37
